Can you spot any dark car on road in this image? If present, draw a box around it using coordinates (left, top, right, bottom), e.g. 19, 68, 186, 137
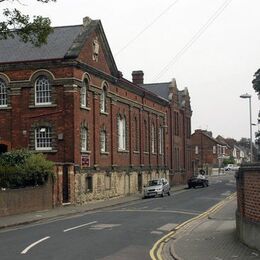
187, 176, 209, 189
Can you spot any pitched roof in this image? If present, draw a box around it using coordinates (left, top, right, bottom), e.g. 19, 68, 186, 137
140, 82, 171, 101
0, 25, 84, 63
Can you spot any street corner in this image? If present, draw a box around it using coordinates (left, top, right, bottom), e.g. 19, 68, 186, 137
151, 192, 237, 260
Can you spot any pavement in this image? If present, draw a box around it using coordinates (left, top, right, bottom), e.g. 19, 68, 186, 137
161, 195, 260, 260
0, 184, 187, 230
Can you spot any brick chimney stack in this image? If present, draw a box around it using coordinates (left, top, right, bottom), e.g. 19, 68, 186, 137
132, 71, 144, 85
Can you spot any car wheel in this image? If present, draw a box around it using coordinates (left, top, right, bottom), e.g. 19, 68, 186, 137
161, 192, 164, 197
168, 191, 171, 196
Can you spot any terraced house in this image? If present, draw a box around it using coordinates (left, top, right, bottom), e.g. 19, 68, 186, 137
0, 17, 192, 205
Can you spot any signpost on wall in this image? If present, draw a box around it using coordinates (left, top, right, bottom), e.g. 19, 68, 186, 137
81, 155, 90, 167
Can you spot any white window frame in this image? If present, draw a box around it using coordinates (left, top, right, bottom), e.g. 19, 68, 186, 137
195, 145, 199, 154
118, 116, 126, 150
100, 130, 106, 152
81, 127, 88, 152
151, 124, 155, 153
213, 145, 216, 154
0, 79, 7, 107
35, 76, 51, 105
100, 89, 106, 112
35, 127, 52, 151
159, 127, 163, 154
81, 85, 87, 107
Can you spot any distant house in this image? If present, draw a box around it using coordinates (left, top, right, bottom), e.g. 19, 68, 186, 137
191, 130, 228, 174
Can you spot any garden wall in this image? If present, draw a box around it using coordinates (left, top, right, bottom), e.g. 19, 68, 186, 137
0, 179, 53, 217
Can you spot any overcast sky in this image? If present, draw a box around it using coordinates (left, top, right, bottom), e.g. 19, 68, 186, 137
3, 0, 260, 140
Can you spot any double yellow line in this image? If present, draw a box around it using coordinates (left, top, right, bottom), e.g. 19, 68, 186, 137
150, 192, 237, 260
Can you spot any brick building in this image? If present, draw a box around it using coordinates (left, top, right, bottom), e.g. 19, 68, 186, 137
0, 17, 192, 204
191, 129, 228, 174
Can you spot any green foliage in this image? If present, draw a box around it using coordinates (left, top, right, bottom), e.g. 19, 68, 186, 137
0, 149, 54, 189
0, 0, 56, 47
223, 156, 235, 166
253, 69, 260, 94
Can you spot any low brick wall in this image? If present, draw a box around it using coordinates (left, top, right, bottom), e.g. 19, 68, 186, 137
0, 179, 53, 217
236, 164, 260, 251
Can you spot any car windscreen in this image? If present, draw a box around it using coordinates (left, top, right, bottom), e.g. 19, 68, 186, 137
148, 180, 161, 186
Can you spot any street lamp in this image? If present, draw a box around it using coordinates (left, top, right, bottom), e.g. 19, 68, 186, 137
240, 93, 253, 162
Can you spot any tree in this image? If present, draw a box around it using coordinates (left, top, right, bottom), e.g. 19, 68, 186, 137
253, 69, 260, 94
0, 0, 56, 47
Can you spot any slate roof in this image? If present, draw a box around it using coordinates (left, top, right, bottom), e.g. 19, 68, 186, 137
140, 82, 170, 101
0, 25, 86, 63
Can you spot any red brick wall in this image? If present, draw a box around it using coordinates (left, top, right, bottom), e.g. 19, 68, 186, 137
236, 165, 260, 222
0, 179, 53, 216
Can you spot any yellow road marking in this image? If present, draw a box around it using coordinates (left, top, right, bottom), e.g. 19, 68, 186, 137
150, 192, 236, 260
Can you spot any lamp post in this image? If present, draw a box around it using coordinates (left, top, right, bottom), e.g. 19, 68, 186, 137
240, 93, 253, 162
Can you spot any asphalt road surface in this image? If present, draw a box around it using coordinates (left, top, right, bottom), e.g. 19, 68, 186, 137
0, 174, 236, 260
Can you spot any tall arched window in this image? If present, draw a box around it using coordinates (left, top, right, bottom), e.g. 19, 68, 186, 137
159, 126, 164, 154
100, 130, 107, 152
81, 127, 88, 151
0, 79, 7, 107
118, 115, 126, 150
151, 123, 155, 153
134, 117, 139, 151
35, 76, 51, 105
100, 83, 107, 113
81, 79, 88, 107
144, 120, 148, 152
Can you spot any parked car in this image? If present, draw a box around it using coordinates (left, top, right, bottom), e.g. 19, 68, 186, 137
224, 164, 240, 171
187, 176, 209, 189
143, 178, 170, 198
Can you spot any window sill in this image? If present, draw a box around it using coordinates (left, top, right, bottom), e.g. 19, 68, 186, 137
133, 151, 140, 154
144, 152, 149, 154
35, 149, 57, 153
0, 106, 11, 110
29, 104, 57, 109
80, 106, 91, 111
101, 151, 109, 155
118, 149, 129, 153
152, 152, 157, 155
81, 150, 91, 154
100, 111, 108, 116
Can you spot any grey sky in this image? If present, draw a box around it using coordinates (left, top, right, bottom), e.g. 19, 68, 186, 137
3, 0, 260, 140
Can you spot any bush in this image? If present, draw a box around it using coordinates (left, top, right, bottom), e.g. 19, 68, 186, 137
0, 150, 54, 189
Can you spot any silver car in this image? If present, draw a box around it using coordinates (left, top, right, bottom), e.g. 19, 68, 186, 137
143, 178, 170, 198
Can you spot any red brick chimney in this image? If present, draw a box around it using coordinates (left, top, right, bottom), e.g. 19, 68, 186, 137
132, 71, 144, 85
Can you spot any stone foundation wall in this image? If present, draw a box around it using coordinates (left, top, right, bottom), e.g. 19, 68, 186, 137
75, 170, 169, 204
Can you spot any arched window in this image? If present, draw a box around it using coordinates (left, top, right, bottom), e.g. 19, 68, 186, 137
81, 79, 88, 107
118, 115, 126, 150
100, 130, 107, 152
151, 123, 155, 153
0, 79, 7, 107
144, 120, 148, 152
100, 84, 107, 113
159, 126, 164, 154
134, 117, 139, 151
35, 127, 52, 150
35, 76, 51, 105
81, 127, 88, 151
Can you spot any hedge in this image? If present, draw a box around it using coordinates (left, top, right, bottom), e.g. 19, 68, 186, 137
0, 149, 54, 189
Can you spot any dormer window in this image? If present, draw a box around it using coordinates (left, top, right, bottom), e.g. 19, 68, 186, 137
35, 76, 51, 105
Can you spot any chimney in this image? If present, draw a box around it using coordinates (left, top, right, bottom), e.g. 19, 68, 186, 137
83, 16, 92, 27
132, 70, 144, 85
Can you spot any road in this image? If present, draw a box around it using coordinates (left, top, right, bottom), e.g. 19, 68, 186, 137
0, 174, 236, 260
